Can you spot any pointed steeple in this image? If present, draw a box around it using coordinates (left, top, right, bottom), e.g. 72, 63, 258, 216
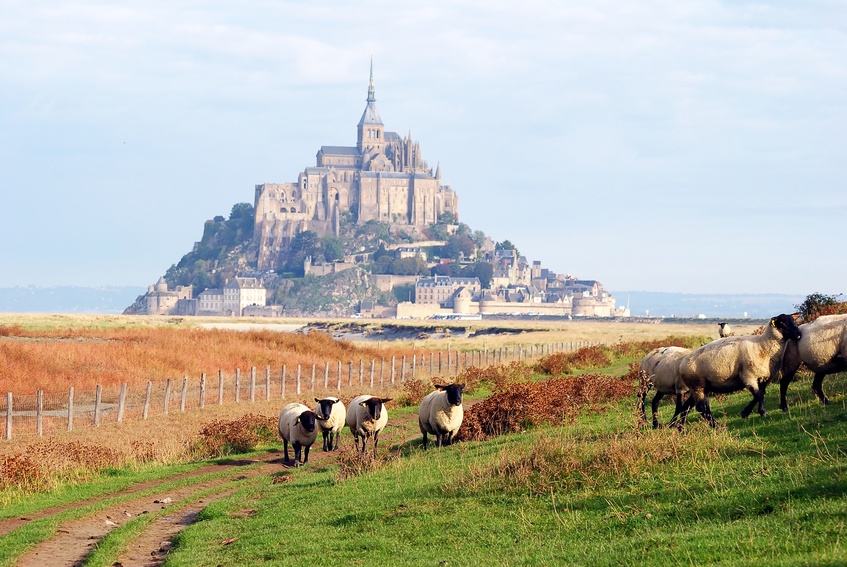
367, 58, 376, 103
435, 162, 442, 181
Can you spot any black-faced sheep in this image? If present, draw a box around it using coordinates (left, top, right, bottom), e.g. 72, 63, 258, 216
638, 346, 691, 428
418, 383, 465, 449
278, 402, 318, 466
345, 394, 392, 456
718, 322, 733, 338
779, 314, 847, 411
314, 396, 345, 451
678, 313, 802, 428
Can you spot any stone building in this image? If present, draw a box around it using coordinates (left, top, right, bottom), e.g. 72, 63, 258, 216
126, 277, 194, 316
223, 277, 267, 316
253, 62, 459, 271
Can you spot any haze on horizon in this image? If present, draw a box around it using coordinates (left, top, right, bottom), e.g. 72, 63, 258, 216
1, 1, 844, 296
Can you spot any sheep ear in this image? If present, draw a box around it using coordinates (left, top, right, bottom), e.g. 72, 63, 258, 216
296, 417, 300, 423
314, 398, 321, 403
332, 399, 340, 405
770, 317, 777, 327
381, 398, 393, 404
360, 401, 367, 407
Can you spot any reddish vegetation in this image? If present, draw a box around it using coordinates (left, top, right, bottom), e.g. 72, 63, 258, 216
0, 326, 422, 393
456, 373, 634, 442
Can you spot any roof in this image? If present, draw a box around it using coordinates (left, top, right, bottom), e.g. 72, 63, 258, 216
358, 101, 383, 126
320, 146, 360, 156
198, 288, 223, 297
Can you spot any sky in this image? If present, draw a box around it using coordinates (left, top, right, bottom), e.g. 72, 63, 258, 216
1, 1, 845, 295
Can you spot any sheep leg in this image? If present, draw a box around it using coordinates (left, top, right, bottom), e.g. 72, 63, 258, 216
372, 432, 379, 457
812, 373, 831, 406
676, 395, 696, 431
303, 445, 310, 465
695, 396, 717, 428
421, 431, 429, 450
322, 431, 330, 452
651, 392, 665, 429
283, 439, 291, 463
293, 442, 302, 467
668, 393, 686, 428
740, 386, 765, 419
779, 369, 797, 412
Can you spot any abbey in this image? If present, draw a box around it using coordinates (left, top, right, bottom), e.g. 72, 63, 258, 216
253, 64, 459, 272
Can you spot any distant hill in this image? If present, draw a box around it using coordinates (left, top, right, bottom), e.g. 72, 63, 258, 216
615, 291, 806, 319
0, 286, 145, 314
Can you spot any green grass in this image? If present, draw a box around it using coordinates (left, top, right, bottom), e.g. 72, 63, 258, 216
160, 371, 847, 566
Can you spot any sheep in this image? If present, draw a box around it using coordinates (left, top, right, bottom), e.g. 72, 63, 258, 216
677, 313, 802, 428
718, 322, 733, 338
779, 314, 847, 411
637, 346, 691, 428
345, 395, 392, 456
314, 396, 346, 451
278, 402, 318, 466
418, 383, 465, 449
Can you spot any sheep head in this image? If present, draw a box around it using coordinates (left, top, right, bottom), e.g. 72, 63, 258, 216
771, 313, 802, 341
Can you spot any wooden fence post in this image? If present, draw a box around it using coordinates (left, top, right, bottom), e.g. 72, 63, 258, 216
235, 369, 241, 403
164, 379, 172, 415
180, 376, 188, 411
68, 387, 74, 431
265, 366, 271, 401
348, 361, 353, 387
311, 364, 316, 391
380, 358, 385, 387
217, 370, 224, 405
370, 359, 375, 388
337, 361, 342, 391
430, 352, 433, 375
200, 373, 207, 409
412, 355, 416, 380
359, 360, 364, 387
401, 356, 406, 383
391, 356, 396, 385
36, 390, 43, 437
249, 367, 256, 403
324, 362, 330, 390
117, 383, 127, 423
94, 384, 102, 427
296, 365, 301, 395
143, 381, 151, 419
282, 365, 287, 397
5, 392, 11, 440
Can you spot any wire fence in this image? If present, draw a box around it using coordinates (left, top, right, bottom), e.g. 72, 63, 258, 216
1, 341, 598, 440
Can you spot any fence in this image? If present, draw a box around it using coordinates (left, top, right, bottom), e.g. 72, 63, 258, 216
1, 341, 598, 440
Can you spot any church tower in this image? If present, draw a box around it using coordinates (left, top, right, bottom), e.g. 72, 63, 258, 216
357, 60, 385, 155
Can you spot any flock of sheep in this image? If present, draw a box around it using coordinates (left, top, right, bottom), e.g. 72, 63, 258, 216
639, 313, 847, 429
276, 383, 466, 466
278, 312, 847, 463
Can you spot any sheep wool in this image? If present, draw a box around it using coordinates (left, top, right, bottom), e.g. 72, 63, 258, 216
419, 383, 465, 449
314, 396, 346, 452
346, 394, 392, 456
278, 402, 319, 466
638, 346, 691, 428
780, 314, 847, 411
678, 313, 802, 428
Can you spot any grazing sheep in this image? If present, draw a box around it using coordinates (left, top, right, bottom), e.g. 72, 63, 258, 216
278, 402, 318, 466
419, 383, 465, 449
678, 313, 802, 428
345, 395, 392, 456
314, 396, 346, 451
718, 322, 733, 338
638, 346, 691, 428
779, 314, 847, 411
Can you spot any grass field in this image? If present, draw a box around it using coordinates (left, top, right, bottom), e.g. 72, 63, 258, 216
2, 314, 845, 565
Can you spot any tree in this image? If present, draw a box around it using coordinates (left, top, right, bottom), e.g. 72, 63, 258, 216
795, 292, 846, 322
320, 235, 345, 262
437, 211, 456, 224
469, 262, 494, 289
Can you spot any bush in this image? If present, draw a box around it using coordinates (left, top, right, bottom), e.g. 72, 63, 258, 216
192, 413, 277, 458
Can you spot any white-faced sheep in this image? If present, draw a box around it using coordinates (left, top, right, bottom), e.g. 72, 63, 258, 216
314, 396, 345, 452
678, 313, 802, 428
718, 322, 733, 338
345, 395, 392, 456
419, 383, 465, 449
278, 402, 318, 466
638, 346, 691, 428
779, 314, 847, 411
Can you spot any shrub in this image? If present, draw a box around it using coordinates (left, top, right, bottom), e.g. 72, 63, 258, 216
192, 413, 277, 458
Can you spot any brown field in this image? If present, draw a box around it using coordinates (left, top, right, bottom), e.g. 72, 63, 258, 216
0, 313, 742, 395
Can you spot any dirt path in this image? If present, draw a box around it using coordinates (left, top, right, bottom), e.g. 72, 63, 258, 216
6, 407, 433, 567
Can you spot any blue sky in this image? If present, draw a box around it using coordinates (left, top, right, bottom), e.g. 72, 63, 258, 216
1, 1, 845, 294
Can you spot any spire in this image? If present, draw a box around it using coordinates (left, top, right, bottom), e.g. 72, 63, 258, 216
435, 162, 442, 181
367, 57, 376, 103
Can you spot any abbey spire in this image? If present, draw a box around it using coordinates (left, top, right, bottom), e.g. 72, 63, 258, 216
357, 59, 385, 153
